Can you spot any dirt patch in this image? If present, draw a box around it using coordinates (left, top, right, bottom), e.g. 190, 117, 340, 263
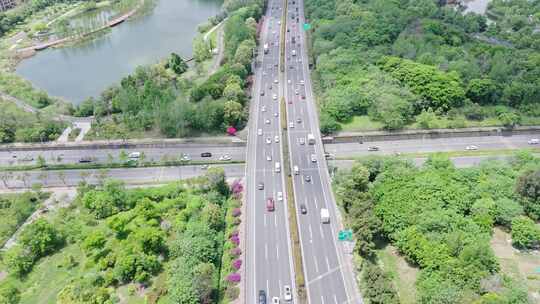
491, 227, 540, 302
377, 244, 419, 304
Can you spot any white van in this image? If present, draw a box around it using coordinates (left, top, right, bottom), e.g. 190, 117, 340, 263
277, 191, 283, 201
275, 162, 281, 173
293, 165, 299, 175
128, 152, 141, 159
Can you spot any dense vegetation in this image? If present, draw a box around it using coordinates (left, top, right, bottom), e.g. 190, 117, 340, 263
334, 152, 540, 303
304, 0, 540, 133
0, 192, 45, 247
0, 99, 65, 143
0, 169, 243, 303
77, 0, 263, 139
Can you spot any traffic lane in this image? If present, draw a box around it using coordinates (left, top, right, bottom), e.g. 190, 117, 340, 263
325, 134, 540, 157
0, 146, 246, 165
1, 164, 245, 189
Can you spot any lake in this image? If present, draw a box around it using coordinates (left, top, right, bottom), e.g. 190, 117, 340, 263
15, 0, 223, 104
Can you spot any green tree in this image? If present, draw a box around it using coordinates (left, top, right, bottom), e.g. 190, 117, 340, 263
223, 100, 245, 128
466, 78, 499, 105
515, 169, 540, 219
511, 216, 540, 249
0, 280, 20, 304
167, 53, 188, 75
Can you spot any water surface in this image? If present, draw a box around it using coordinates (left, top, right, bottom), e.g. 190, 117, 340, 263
16, 0, 222, 104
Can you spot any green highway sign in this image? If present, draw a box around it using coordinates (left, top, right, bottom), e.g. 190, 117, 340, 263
303, 23, 311, 31
338, 229, 353, 241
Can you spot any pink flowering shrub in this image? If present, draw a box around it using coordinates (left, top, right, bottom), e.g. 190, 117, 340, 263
230, 247, 242, 256
226, 273, 241, 283
232, 208, 241, 217
232, 259, 242, 270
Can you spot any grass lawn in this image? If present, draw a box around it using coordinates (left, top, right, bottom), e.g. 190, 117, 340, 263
376, 244, 419, 304
339, 115, 384, 132
491, 227, 540, 301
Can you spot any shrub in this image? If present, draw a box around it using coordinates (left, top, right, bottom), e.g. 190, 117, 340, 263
232, 208, 241, 217
230, 234, 240, 246
230, 247, 242, 256
226, 273, 241, 283
511, 216, 540, 249
232, 259, 242, 270
225, 285, 240, 300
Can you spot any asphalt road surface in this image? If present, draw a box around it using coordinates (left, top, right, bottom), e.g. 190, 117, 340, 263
325, 134, 540, 158
0, 164, 244, 189
0, 145, 245, 166
284, 0, 362, 303
245, 2, 295, 303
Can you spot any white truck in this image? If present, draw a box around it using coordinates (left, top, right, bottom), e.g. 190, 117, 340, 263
275, 162, 281, 173
264, 43, 269, 54
292, 49, 296, 56
307, 133, 315, 145
320, 208, 330, 224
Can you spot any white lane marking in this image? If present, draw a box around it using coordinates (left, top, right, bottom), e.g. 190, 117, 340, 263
265, 243, 268, 261
264, 215, 267, 227
314, 197, 318, 209
321, 295, 325, 304
275, 213, 278, 227
326, 256, 331, 271
276, 244, 280, 259
333, 294, 338, 304
320, 225, 325, 239
309, 224, 313, 241
314, 255, 319, 273
267, 279, 270, 295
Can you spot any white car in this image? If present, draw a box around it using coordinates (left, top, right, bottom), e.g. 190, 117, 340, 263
299, 137, 305, 145
261, 105, 267, 112
274, 79, 278, 84
311, 154, 317, 162
128, 152, 141, 159
257, 129, 263, 136
266, 137, 272, 144
299, 80, 305, 85
294, 89, 299, 95
267, 155, 272, 161
283, 285, 292, 301
277, 191, 283, 201
265, 119, 271, 124
465, 145, 478, 151
181, 154, 191, 161
287, 79, 291, 84
528, 138, 539, 145
289, 122, 294, 128
219, 155, 231, 161
273, 94, 278, 100
274, 112, 279, 117
274, 135, 280, 143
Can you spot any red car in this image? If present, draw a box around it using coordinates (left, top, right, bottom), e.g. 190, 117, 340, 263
301, 95, 306, 100
288, 99, 292, 104
266, 198, 275, 212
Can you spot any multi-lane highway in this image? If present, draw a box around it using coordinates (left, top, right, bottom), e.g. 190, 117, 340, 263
0, 145, 245, 166
245, 0, 295, 303
0, 164, 244, 189
284, 0, 362, 302
325, 134, 540, 158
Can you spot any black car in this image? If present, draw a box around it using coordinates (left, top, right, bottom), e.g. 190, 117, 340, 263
259, 290, 267, 304
304, 175, 311, 182
367, 146, 380, 152
258, 182, 264, 190
201, 152, 212, 157
300, 204, 307, 214
79, 157, 93, 163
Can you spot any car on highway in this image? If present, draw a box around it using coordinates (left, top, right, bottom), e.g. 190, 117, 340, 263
259, 290, 267, 304
277, 191, 283, 201
219, 155, 231, 161
273, 94, 277, 100
304, 175, 311, 182
287, 79, 291, 84
274, 135, 280, 143
367, 146, 379, 151
274, 112, 279, 117
300, 204, 307, 214
266, 137, 272, 144
258, 182, 264, 190
274, 79, 278, 84
294, 165, 299, 175
260, 90, 265, 96
265, 119, 271, 124
79, 156, 93, 163
528, 138, 539, 145
267, 198, 275, 212
201, 164, 209, 170
272, 296, 280, 304
258, 129, 263, 136
267, 155, 272, 161
310, 154, 317, 162
283, 285, 292, 301
288, 99, 292, 104
324, 152, 335, 159
301, 94, 305, 99
296, 117, 302, 123
299, 137, 305, 145
294, 89, 299, 95
128, 152, 141, 159
262, 105, 267, 112
201, 152, 212, 157
465, 145, 479, 151
180, 154, 191, 161
299, 80, 304, 85
289, 122, 294, 128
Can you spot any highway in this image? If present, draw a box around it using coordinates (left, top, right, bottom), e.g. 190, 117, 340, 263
325, 134, 540, 158
0, 164, 245, 189
284, 0, 362, 303
245, 1, 295, 303
0, 145, 245, 166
